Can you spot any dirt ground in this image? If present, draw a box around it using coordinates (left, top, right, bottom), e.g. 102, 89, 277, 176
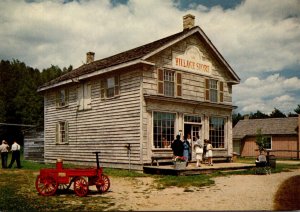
99, 168, 300, 211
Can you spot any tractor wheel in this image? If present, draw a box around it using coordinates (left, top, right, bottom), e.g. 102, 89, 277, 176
96, 175, 110, 193
35, 175, 58, 196
73, 177, 88, 197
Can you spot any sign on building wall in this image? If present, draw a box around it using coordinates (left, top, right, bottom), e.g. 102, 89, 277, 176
172, 46, 212, 76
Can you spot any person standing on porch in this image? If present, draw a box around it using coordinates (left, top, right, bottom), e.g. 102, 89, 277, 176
8, 140, 21, 169
171, 135, 184, 157
187, 133, 192, 161
0, 140, 9, 168
194, 135, 203, 167
206, 139, 213, 166
183, 136, 191, 164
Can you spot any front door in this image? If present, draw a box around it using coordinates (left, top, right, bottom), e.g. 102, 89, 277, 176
184, 124, 201, 161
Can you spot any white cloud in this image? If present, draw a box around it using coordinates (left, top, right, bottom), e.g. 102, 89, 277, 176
234, 74, 300, 114
0, 0, 299, 114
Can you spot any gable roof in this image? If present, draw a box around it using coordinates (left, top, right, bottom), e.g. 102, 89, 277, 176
233, 117, 299, 139
38, 26, 240, 92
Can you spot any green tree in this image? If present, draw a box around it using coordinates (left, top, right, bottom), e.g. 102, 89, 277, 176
256, 128, 267, 154
270, 108, 286, 118
250, 110, 269, 119
232, 112, 243, 127
294, 104, 300, 114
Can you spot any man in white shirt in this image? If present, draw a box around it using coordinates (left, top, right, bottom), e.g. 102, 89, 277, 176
0, 140, 9, 168
8, 140, 21, 168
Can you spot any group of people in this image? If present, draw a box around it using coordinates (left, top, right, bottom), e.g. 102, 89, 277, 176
0, 140, 22, 169
171, 134, 213, 167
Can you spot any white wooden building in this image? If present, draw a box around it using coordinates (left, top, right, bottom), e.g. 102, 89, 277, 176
38, 15, 240, 170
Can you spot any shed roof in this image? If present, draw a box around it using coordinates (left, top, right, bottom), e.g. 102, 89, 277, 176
233, 117, 299, 139
38, 26, 240, 92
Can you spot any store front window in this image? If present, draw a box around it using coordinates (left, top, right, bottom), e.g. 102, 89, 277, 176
209, 117, 225, 148
153, 112, 176, 148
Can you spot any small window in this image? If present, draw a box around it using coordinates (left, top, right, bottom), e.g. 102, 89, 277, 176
101, 75, 120, 99
184, 115, 201, 123
265, 137, 272, 150
56, 121, 68, 144
56, 88, 68, 108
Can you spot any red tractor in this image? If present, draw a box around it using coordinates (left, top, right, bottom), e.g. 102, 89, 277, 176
35, 152, 110, 197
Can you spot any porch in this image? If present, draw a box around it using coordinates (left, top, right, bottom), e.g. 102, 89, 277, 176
143, 162, 255, 176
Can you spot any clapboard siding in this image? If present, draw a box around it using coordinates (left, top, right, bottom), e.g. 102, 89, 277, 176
24, 130, 44, 162
44, 68, 142, 168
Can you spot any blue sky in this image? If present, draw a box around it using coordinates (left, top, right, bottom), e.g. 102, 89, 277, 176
0, 0, 299, 115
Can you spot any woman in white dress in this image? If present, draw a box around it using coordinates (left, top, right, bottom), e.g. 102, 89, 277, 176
205, 139, 213, 166
194, 135, 203, 167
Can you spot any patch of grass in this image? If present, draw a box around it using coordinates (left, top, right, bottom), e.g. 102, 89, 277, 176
0, 169, 116, 211
274, 175, 300, 210
103, 168, 148, 178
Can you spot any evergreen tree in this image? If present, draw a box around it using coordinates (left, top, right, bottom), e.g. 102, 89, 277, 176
249, 110, 269, 119
232, 112, 243, 127
269, 108, 286, 118
294, 104, 300, 114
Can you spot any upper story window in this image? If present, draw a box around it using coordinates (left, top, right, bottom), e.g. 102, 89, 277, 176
56, 121, 68, 144
157, 68, 182, 97
205, 79, 224, 103
56, 88, 68, 108
101, 75, 120, 99
77, 82, 91, 111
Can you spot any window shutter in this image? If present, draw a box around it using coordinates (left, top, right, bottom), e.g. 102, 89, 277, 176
55, 91, 59, 107
100, 79, 106, 100
64, 121, 69, 143
205, 79, 210, 101
176, 72, 182, 97
84, 83, 92, 109
55, 123, 59, 144
219, 81, 224, 102
157, 68, 164, 94
114, 75, 120, 96
65, 89, 69, 106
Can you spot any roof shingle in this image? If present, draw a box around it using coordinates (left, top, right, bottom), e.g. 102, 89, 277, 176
233, 117, 299, 139
39, 29, 189, 89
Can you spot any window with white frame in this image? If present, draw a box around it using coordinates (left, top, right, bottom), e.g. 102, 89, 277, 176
100, 75, 120, 99
56, 121, 68, 144
77, 82, 91, 110
56, 88, 68, 108
205, 79, 224, 103
157, 69, 182, 97
153, 112, 176, 148
209, 117, 225, 148
164, 70, 175, 97
264, 136, 272, 150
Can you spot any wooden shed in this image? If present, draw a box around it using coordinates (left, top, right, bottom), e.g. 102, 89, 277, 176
233, 116, 300, 159
38, 14, 240, 169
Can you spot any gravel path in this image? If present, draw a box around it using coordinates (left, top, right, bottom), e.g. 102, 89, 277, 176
104, 168, 300, 211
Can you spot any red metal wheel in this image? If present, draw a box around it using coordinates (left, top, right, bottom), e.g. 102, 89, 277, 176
96, 175, 110, 193
35, 175, 58, 196
73, 177, 88, 197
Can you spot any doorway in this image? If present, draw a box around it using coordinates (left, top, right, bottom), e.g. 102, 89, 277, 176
184, 124, 201, 160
